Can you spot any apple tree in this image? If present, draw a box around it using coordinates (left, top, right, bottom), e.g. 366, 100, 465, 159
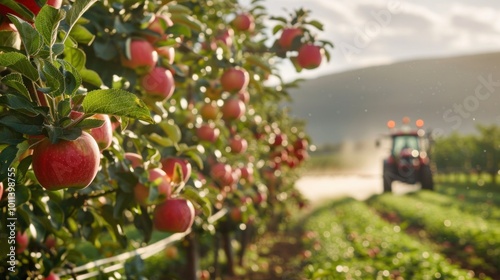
0, 0, 332, 278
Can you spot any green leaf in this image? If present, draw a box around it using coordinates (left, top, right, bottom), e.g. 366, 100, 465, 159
8, 15, 44, 56
35, 5, 66, 49
69, 24, 95, 45
183, 188, 212, 217
82, 89, 153, 123
159, 122, 181, 143
133, 208, 153, 243
47, 200, 65, 230
272, 24, 284, 35
63, 47, 85, 70
15, 184, 31, 207
0, 113, 44, 135
1, 73, 30, 98
0, 127, 24, 145
42, 59, 65, 96
0, 145, 17, 181
0, 93, 40, 116
0, 52, 39, 81
57, 99, 71, 118
185, 150, 204, 170
80, 68, 103, 87
0, 0, 35, 21
307, 20, 324, 31
167, 23, 192, 38
75, 118, 105, 130
64, 0, 98, 41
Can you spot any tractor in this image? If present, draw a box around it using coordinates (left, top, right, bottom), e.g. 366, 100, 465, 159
378, 117, 434, 192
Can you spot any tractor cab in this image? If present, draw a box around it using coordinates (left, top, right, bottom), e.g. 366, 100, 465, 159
381, 117, 434, 192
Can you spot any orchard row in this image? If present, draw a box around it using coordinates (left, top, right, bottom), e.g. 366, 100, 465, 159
0, 0, 331, 278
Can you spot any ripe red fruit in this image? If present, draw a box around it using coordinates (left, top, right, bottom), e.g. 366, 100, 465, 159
271, 133, 287, 147
121, 39, 158, 75
140, 67, 175, 100
215, 28, 234, 47
0, 0, 62, 19
232, 13, 255, 32
146, 14, 173, 43
238, 90, 250, 104
294, 138, 309, 151
161, 157, 192, 185
220, 67, 249, 93
278, 27, 303, 50
124, 152, 143, 169
0, 182, 3, 200
297, 44, 323, 69
229, 136, 248, 154
32, 132, 100, 191
210, 163, 232, 185
44, 236, 56, 250
89, 114, 113, 150
153, 199, 195, 233
134, 168, 172, 206
16, 231, 29, 254
200, 103, 220, 120
221, 98, 246, 121
44, 272, 60, 280
196, 123, 220, 143
156, 46, 175, 65
239, 165, 254, 182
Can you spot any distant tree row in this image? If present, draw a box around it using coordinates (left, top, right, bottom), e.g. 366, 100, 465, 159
432, 124, 500, 184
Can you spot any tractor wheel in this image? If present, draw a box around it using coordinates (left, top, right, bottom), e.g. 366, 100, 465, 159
383, 164, 392, 192
420, 165, 434, 191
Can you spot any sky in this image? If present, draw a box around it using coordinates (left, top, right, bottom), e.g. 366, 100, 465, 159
252, 0, 500, 81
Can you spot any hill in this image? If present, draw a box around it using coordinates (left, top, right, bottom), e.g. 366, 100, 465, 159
287, 52, 500, 146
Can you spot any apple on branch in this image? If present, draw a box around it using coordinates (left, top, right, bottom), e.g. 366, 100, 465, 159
32, 132, 100, 191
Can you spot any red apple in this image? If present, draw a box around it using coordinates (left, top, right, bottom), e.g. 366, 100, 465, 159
232, 13, 255, 32
44, 236, 56, 250
146, 14, 173, 43
161, 157, 192, 185
210, 163, 232, 185
294, 138, 308, 151
221, 98, 246, 121
278, 27, 303, 50
254, 192, 267, 205
124, 152, 143, 169
16, 231, 29, 254
0, 182, 3, 200
230, 207, 242, 222
121, 39, 158, 75
156, 46, 175, 65
0, 0, 62, 19
134, 168, 172, 206
239, 165, 254, 183
164, 245, 179, 260
215, 28, 234, 47
196, 123, 220, 143
270, 133, 287, 147
229, 136, 248, 154
200, 270, 210, 280
200, 103, 220, 120
297, 44, 323, 69
153, 198, 195, 233
238, 90, 250, 104
220, 67, 249, 93
32, 132, 100, 191
140, 67, 175, 100
296, 149, 309, 162
88, 114, 113, 150
44, 272, 60, 280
